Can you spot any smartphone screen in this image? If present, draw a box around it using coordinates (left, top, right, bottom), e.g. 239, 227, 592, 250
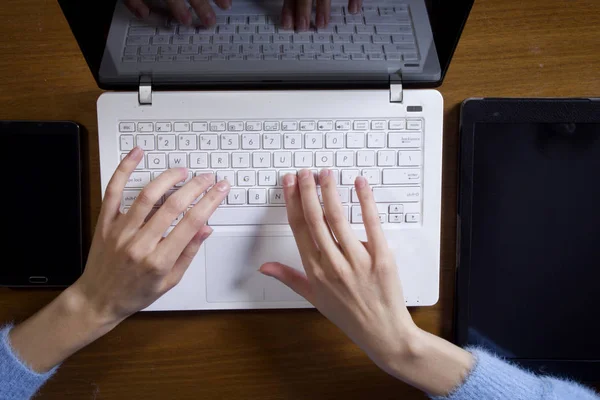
0, 121, 83, 286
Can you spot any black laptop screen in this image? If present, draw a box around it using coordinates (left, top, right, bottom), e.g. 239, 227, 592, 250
57, 0, 473, 90
467, 122, 600, 359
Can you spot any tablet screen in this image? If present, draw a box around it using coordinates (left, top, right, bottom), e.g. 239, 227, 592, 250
468, 122, 600, 360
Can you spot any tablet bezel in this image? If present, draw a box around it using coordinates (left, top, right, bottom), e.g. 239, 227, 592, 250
455, 97, 600, 381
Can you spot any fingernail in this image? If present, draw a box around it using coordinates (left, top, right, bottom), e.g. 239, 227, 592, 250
355, 176, 368, 188
282, 14, 293, 29
224, 0, 232, 10
129, 146, 142, 158
316, 14, 325, 28
319, 169, 330, 179
180, 11, 192, 26
350, 3, 359, 14
215, 180, 230, 192
283, 173, 296, 187
298, 169, 311, 180
297, 16, 308, 31
205, 13, 216, 26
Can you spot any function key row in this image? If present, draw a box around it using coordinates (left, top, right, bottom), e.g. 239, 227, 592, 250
121, 133, 422, 151
118, 119, 423, 133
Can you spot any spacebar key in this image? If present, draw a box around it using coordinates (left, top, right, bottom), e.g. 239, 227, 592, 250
208, 207, 289, 226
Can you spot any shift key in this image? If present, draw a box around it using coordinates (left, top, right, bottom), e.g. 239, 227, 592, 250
352, 186, 421, 203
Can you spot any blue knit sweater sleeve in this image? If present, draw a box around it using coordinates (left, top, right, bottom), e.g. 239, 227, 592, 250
431, 347, 600, 400
0, 325, 58, 400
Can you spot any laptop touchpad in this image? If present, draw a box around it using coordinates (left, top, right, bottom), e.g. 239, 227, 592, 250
205, 235, 306, 303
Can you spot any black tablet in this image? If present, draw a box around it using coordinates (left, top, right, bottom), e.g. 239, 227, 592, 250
0, 121, 84, 287
456, 98, 600, 381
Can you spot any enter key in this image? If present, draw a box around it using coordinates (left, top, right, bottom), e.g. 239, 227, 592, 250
382, 168, 421, 184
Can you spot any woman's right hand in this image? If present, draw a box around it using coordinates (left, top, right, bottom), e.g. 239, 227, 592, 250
260, 169, 474, 396
260, 169, 418, 373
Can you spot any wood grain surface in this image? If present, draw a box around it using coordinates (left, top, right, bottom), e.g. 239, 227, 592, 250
0, 0, 598, 398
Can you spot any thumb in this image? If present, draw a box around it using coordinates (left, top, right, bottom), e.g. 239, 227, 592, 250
259, 262, 314, 304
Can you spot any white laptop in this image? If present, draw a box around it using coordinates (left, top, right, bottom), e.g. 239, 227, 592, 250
62, 0, 474, 310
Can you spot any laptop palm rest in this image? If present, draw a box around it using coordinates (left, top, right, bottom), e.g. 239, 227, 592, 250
205, 235, 305, 303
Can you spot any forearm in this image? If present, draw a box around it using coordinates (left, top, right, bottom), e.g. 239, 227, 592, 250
9, 284, 119, 373
382, 326, 474, 397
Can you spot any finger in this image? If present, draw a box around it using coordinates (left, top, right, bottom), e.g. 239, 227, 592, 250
166, 0, 193, 25
315, 0, 331, 28
99, 147, 144, 226
355, 176, 387, 255
213, 0, 232, 11
348, 0, 361, 14
319, 169, 366, 260
164, 225, 213, 289
125, 0, 150, 19
157, 179, 230, 261
259, 262, 314, 303
282, 173, 319, 268
126, 168, 188, 228
189, 0, 216, 27
297, 169, 340, 258
295, 0, 313, 31
280, 0, 294, 29
138, 173, 215, 245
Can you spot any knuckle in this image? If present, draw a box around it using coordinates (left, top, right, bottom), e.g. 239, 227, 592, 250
311, 268, 327, 282
185, 210, 208, 230
164, 195, 187, 214
203, 189, 224, 205
145, 256, 167, 275
135, 190, 155, 207
104, 185, 121, 201
116, 161, 130, 173
125, 245, 147, 264
373, 253, 394, 271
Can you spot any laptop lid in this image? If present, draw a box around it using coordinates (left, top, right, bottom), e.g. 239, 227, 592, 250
456, 97, 600, 381
58, 0, 473, 91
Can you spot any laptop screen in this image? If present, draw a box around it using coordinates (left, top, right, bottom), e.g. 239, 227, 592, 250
58, 0, 473, 90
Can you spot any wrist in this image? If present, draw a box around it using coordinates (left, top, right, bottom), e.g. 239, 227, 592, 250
8, 285, 122, 373
380, 326, 475, 396
61, 283, 123, 339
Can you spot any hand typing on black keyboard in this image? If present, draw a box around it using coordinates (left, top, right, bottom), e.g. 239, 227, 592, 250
124, 0, 362, 31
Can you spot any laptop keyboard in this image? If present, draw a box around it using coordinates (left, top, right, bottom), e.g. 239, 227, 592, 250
119, 118, 423, 226
122, 5, 419, 63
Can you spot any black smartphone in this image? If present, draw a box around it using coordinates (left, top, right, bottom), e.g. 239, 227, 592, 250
0, 121, 84, 287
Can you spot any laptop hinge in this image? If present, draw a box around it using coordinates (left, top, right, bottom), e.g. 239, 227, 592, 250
389, 72, 403, 103
138, 75, 152, 105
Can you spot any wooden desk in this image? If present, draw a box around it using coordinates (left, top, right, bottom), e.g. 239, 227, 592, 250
0, 0, 598, 398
